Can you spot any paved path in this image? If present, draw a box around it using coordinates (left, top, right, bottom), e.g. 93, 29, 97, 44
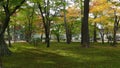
6, 40, 26, 44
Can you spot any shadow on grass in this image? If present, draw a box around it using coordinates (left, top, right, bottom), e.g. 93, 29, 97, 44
3, 49, 86, 68
2, 42, 120, 68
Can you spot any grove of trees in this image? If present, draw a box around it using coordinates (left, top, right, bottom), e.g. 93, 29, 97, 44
0, 1, 120, 67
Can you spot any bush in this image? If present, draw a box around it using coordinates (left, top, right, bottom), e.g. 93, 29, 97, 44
31, 38, 41, 46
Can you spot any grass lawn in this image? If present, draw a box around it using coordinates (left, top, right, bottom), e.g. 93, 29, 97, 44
2, 42, 120, 68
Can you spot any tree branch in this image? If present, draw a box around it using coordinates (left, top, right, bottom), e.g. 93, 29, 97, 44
37, 2, 46, 27
10, 0, 26, 16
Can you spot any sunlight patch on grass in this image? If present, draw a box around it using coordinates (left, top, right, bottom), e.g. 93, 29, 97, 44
2, 42, 120, 68
41, 60, 55, 64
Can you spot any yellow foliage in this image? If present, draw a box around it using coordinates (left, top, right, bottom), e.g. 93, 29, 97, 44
66, 6, 80, 24
90, 0, 112, 14
60, 6, 80, 24
66, 7, 80, 18
93, 15, 110, 24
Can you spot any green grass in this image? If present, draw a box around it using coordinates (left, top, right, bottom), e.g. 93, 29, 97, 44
2, 42, 120, 68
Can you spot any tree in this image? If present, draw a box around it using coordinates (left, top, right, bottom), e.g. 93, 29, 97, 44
51, 22, 63, 42
63, 0, 71, 44
24, 4, 35, 43
0, 0, 26, 56
37, 0, 51, 47
81, 0, 90, 47
63, 6, 80, 43
90, 0, 112, 43
36, 0, 63, 47
110, 1, 120, 46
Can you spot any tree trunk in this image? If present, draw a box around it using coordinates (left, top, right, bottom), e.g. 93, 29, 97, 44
28, 22, 32, 43
69, 29, 72, 43
66, 29, 71, 44
113, 15, 118, 46
101, 35, 104, 44
41, 34, 43, 42
13, 24, 16, 43
45, 27, 50, 47
0, 57, 2, 68
113, 25, 117, 45
0, 34, 11, 56
0, 15, 11, 56
44, 19, 50, 47
106, 31, 110, 43
93, 23, 97, 42
25, 22, 29, 42
66, 28, 71, 44
7, 25, 12, 47
81, 0, 90, 47
80, 0, 84, 44
27, 6, 34, 43
99, 29, 104, 44
25, 22, 32, 43
63, 0, 71, 44
56, 34, 60, 43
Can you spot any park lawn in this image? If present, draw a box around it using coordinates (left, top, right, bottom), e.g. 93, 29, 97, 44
2, 42, 120, 68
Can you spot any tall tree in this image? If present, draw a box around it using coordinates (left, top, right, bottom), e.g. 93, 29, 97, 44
81, 0, 90, 47
0, 0, 26, 56
63, 6, 80, 43
63, 0, 71, 44
37, 0, 51, 47
37, 0, 63, 47
25, 4, 35, 43
113, 8, 120, 46
110, 1, 120, 46
90, 0, 112, 43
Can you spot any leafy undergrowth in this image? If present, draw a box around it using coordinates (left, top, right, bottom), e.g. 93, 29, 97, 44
2, 42, 120, 68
